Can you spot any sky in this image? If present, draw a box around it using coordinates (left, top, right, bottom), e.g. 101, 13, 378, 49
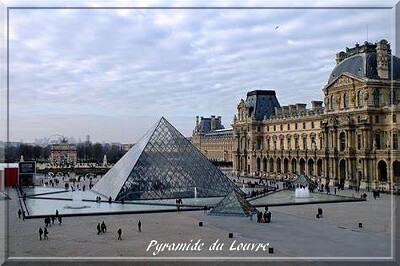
1, 0, 397, 143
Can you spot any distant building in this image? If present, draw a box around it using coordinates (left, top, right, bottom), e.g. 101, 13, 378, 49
192, 116, 233, 163
50, 139, 77, 165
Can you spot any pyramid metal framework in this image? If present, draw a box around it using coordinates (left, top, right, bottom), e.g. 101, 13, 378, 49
93, 117, 235, 201
209, 188, 257, 217
291, 174, 317, 188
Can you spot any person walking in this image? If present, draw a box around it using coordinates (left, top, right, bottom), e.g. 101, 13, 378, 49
97, 223, 101, 234
55, 209, 59, 217
101, 221, 107, 233
138, 220, 142, 232
58, 216, 62, 225
39, 227, 43, 240
117, 228, 122, 240
44, 228, 49, 240
18, 209, 22, 219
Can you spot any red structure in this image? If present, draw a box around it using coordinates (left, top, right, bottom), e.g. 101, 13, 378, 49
5, 167, 18, 187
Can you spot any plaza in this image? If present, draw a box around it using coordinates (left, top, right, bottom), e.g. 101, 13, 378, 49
4, 181, 398, 261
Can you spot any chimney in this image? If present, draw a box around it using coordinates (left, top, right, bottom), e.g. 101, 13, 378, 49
274, 107, 282, 116
282, 106, 290, 115
210, 115, 216, 131
335, 51, 346, 65
311, 101, 323, 111
289, 105, 297, 115
376, 39, 390, 79
296, 103, 307, 112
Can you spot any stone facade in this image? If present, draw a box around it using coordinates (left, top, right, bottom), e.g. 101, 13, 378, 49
192, 116, 233, 163
50, 141, 77, 165
194, 40, 400, 190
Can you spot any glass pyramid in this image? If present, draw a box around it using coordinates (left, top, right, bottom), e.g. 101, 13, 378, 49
93, 117, 235, 201
292, 174, 317, 188
209, 188, 257, 217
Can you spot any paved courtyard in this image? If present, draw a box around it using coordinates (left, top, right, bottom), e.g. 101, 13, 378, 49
2, 186, 400, 265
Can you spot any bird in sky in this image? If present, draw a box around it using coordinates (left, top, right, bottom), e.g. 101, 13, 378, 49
275, 25, 280, 30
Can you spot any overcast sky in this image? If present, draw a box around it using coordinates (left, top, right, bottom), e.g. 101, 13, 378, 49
3, 0, 397, 143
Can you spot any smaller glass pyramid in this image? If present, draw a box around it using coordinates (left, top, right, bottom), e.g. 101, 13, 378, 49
209, 188, 257, 217
291, 174, 317, 188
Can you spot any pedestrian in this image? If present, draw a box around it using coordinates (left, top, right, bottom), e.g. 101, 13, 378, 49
39, 227, 43, 240
18, 209, 22, 219
22, 211, 25, 220
138, 220, 142, 232
101, 221, 107, 233
97, 223, 101, 235
44, 228, 49, 240
51, 216, 55, 225
334, 187, 337, 195
117, 228, 122, 240
55, 209, 59, 217
58, 216, 62, 225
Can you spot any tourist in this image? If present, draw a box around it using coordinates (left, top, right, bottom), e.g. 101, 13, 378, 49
55, 209, 59, 217
39, 227, 43, 240
51, 216, 55, 225
317, 207, 323, 218
101, 221, 107, 233
263, 211, 268, 223
97, 223, 101, 234
117, 228, 122, 240
18, 209, 22, 219
22, 210, 25, 220
266, 211, 271, 223
44, 228, 49, 240
58, 216, 62, 225
257, 211, 262, 223
334, 188, 337, 195
138, 220, 142, 232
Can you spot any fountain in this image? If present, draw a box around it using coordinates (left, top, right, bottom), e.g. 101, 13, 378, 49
295, 187, 311, 198
65, 190, 90, 209
194, 187, 197, 200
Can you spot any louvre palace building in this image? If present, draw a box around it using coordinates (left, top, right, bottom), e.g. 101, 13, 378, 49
193, 39, 400, 190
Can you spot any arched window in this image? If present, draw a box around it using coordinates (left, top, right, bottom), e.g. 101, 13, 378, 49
343, 93, 348, 108
357, 90, 363, 107
330, 95, 334, 110
373, 89, 380, 107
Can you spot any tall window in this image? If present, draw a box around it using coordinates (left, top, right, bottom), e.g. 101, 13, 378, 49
280, 139, 284, 150
288, 124, 290, 130
311, 121, 314, 129
357, 90, 363, 107
295, 123, 298, 130
343, 93, 348, 108
330, 95, 334, 110
267, 139, 270, 150
394, 134, 399, 150
303, 138, 307, 150
357, 134, 362, 150
373, 89, 380, 107
375, 133, 381, 149
339, 132, 346, 151
295, 138, 299, 150
287, 138, 291, 150
303, 122, 306, 129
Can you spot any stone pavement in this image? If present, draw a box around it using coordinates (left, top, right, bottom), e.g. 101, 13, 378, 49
2, 186, 399, 264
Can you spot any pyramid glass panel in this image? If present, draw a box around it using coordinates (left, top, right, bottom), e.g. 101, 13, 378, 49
210, 188, 256, 217
93, 117, 235, 201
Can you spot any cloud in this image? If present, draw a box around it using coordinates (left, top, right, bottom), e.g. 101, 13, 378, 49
5, 4, 393, 142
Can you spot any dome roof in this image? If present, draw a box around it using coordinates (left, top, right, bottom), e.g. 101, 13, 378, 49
328, 53, 400, 84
